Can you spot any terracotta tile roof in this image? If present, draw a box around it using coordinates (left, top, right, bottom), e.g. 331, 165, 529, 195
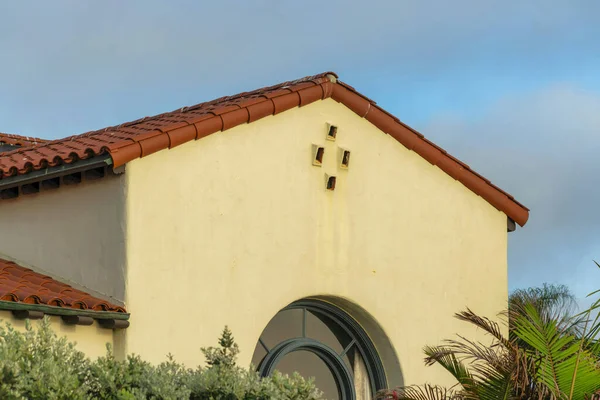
0, 72, 529, 226
0, 132, 48, 147
0, 258, 125, 313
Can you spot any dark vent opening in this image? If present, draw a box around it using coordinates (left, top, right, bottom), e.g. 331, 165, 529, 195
63, 172, 82, 185
326, 176, 336, 191
0, 187, 18, 199
341, 150, 351, 168
41, 177, 60, 190
327, 125, 337, 140
85, 166, 106, 181
21, 182, 40, 195
315, 147, 324, 165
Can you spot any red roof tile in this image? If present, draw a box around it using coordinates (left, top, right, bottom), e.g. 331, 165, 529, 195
0, 258, 125, 313
0, 72, 529, 226
0, 132, 48, 147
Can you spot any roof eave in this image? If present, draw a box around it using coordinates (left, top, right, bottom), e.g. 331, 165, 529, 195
0, 300, 130, 329
0, 154, 112, 191
105, 76, 529, 227
0, 72, 529, 227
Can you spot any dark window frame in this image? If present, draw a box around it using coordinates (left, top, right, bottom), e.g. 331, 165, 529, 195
255, 299, 388, 400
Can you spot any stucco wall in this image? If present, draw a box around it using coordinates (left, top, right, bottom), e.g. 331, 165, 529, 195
123, 98, 508, 387
0, 173, 127, 303
0, 310, 113, 358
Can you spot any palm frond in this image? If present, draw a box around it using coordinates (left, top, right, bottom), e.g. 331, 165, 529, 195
454, 309, 511, 349
510, 283, 582, 342
512, 302, 600, 399
436, 337, 515, 400
510, 283, 577, 323
423, 346, 475, 389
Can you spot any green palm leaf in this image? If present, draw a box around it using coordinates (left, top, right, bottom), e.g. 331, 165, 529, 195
424, 313, 517, 400
423, 346, 474, 389
512, 303, 600, 399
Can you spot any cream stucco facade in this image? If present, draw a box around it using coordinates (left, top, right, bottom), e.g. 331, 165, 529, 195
121, 98, 508, 387
0, 174, 127, 303
0, 97, 510, 390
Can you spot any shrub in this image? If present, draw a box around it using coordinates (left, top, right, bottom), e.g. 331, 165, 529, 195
0, 319, 322, 400
190, 326, 322, 400
0, 318, 91, 399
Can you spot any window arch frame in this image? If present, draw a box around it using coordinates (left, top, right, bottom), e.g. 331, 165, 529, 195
255, 298, 388, 399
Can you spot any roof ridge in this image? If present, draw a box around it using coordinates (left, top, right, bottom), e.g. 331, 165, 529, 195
0, 72, 336, 160
0, 71, 529, 226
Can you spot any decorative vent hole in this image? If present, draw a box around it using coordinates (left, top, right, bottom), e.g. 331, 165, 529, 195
341, 149, 351, 169
312, 144, 325, 166
326, 175, 336, 191
327, 124, 337, 141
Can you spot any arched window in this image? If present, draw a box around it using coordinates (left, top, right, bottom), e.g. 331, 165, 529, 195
251, 299, 387, 400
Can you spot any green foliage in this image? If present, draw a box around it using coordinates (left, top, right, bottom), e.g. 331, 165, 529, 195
511, 303, 600, 399
201, 326, 239, 369
192, 327, 322, 400
585, 262, 600, 359
86, 350, 192, 399
0, 318, 322, 400
0, 318, 91, 400
509, 283, 579, 332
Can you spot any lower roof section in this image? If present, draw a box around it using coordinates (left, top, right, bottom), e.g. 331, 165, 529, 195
0, 258, 128, 327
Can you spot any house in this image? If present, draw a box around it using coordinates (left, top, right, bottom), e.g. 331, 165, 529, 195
0, 72, 528, 399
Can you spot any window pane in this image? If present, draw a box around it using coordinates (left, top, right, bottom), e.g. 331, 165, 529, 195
306, 311, 351, 355
250, 340, 267, 369
259, 308, 303, 348
275, 350, 339, 400
353, 349, 372, 400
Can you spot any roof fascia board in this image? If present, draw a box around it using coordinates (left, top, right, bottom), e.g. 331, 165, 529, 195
0, 154, 112, 190
104, 77, 528, 226
0, 73, 528, 227
0, 300, 129, 320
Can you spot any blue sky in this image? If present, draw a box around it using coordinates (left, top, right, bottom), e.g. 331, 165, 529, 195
1, 1, 599, 308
